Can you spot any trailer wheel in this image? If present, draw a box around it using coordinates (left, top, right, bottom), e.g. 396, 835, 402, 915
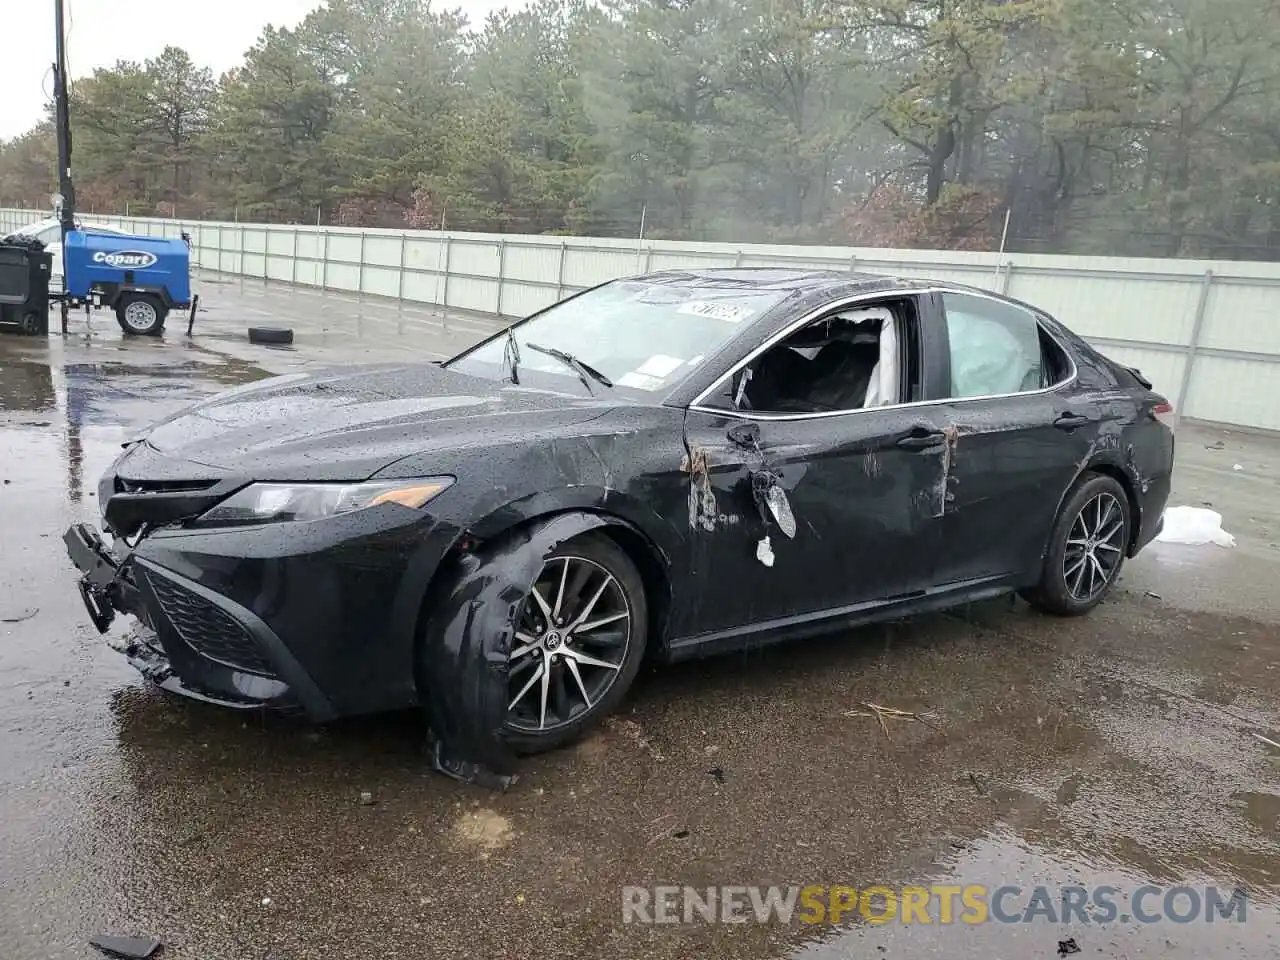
116, 293, 167, 336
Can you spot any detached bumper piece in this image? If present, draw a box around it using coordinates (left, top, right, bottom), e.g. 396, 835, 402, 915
63, 523, 334, 719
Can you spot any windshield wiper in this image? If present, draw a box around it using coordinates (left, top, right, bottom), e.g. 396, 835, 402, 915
502, 326, 521, 384
525, 342, 613, 394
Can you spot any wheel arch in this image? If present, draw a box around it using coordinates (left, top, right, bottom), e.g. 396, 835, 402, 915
410, 506, 671, 784
1038, 454, 1145, 572
415, 505, 672, 671
1078, 458, 1144, 555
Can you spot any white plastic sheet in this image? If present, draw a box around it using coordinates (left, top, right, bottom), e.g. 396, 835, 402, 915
1155, 506, 1236, 547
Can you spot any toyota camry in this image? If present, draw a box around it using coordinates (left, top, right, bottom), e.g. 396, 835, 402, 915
64, 268, 1175, 785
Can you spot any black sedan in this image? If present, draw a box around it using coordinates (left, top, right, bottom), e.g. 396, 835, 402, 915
65, 269, 1174, 785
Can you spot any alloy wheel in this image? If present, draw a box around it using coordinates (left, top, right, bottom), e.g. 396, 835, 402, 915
1063, 492, 1125, 602
123, 300, 159, 332
506, 555, 631, 733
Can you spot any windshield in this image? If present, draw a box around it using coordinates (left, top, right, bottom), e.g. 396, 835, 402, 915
446, 280, 788, 395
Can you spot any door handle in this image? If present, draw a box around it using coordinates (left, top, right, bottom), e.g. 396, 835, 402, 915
1053, 412, 1092, 430
896, 427, 945, 450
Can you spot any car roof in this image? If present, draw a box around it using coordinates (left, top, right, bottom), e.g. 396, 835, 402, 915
627, 267, 891, 290
621, 266, 952, 297
622, 268, 1054, 317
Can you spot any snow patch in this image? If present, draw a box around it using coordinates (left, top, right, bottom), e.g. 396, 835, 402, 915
1156, 506, 1236, 547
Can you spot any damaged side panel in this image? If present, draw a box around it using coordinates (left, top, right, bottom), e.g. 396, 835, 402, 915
930, 393, 1106, 585
674, 406, 949, 640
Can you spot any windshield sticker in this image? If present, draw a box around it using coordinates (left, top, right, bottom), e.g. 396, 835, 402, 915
616, 371, 664, 390
678, 300, 753, 323
636, 354, 685, 379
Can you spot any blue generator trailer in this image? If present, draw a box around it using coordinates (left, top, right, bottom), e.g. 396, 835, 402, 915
63, 228, 192, 336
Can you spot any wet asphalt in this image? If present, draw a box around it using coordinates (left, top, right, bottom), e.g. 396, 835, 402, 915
1, 275, 1279, 959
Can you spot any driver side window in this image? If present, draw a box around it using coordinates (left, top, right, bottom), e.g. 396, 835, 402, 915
703, 298, 913, 415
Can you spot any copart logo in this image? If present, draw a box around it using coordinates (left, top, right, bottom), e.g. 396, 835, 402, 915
92, 250, 157, 269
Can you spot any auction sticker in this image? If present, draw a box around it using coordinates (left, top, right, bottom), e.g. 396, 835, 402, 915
678, 300, 753, 323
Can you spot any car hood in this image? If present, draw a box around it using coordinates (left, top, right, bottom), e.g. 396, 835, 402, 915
137, 363, 613, 481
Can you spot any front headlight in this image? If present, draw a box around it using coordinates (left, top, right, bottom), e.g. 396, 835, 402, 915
194, 477, 454, 527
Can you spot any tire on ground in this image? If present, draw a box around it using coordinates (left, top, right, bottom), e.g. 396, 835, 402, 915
503, 530, 648, 756
18, 311, 46, 336
248, 326, 294, 345
114, 293, 167, 336
1021, 471, 1132, 617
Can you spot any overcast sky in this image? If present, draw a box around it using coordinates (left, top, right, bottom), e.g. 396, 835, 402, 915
2, 0, 523, 140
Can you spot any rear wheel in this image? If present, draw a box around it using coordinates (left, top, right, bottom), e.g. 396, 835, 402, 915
502, 533, 647, 754
115, 293, 167, 336
1021, 473, 1131, 616
17, 310, 46, 335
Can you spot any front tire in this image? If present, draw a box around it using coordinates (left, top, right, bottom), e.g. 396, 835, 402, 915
1021, 472, 1131, 616
502, 532, 647, 754
115, 293, 167, 336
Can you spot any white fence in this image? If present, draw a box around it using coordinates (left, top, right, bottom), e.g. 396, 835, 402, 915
5, 207, 1280, 431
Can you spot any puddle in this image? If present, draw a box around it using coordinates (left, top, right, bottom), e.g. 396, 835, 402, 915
792, 831, 1280, 959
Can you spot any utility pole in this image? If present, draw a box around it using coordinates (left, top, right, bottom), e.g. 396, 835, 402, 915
53, 0, 75, 234
52, 0, 75, 334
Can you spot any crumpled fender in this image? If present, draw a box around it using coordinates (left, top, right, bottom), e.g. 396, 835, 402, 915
422, 511, 614, 789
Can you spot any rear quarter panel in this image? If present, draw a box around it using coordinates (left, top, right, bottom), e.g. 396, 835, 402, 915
1049, 319, 1174, 553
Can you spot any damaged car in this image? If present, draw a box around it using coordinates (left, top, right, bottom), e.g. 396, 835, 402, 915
65, 269, 1174, 783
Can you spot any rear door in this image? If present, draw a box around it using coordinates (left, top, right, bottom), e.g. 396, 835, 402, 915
929, 291, 1101, 584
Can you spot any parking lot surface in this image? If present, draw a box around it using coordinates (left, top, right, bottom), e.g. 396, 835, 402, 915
2, 276, 1278, 959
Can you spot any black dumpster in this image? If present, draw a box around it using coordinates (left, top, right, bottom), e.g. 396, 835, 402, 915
0, 237, 52, 336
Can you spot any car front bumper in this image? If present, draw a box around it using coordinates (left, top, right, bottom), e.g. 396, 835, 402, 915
65, 523, 330, 716
63, 509, 459, 720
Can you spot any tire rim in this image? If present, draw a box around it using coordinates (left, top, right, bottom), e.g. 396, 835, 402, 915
1064, 492, 1125, 602
506, 555, 631, 733
123, 300, 158, 331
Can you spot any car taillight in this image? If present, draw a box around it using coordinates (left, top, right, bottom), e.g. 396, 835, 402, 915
1153, 401, 1175, 430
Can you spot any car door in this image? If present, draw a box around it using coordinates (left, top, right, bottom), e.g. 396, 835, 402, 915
929, 290, 1102, 584
671, 294, 953, 641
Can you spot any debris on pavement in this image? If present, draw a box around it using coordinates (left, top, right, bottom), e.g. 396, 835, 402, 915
1, 608, 38, 623
1252, 733, 1280, 751
605, 716, 665, 760
708, 766, 726, 784
1057, 938, 1081, 956
1233, 463, 1244, 471
88, 934, 162, 959
845, 701, 940, 739
1156, 506, 1236, 546
358, 790, 376, 805
451, 808, 513, 855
